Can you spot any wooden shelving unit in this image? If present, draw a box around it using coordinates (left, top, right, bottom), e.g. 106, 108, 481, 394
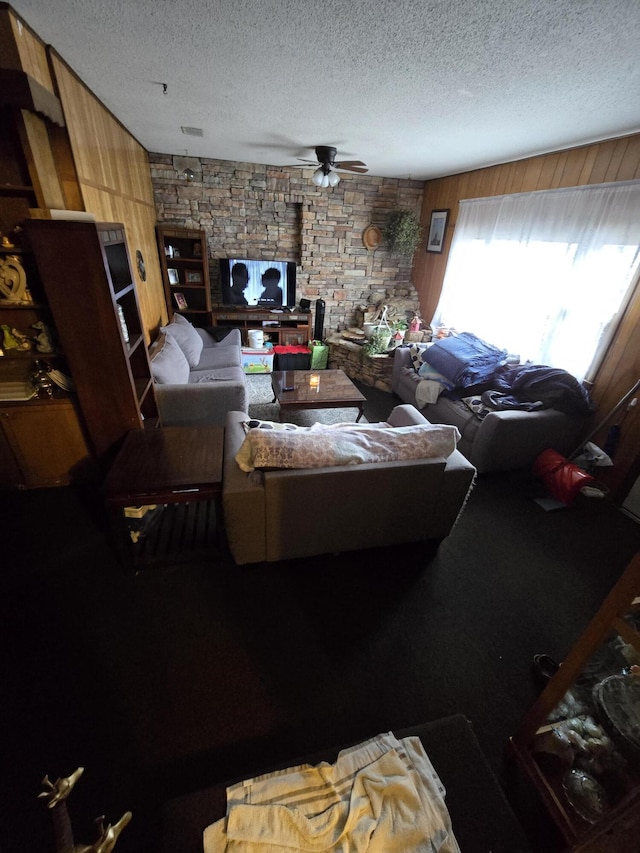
156, 225, 212, 326
509, 552, 640, 851
26, 220, 157, 465
211, 308, 312, 347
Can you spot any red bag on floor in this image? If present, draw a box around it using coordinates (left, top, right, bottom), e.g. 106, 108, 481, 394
533, 449, 595, 505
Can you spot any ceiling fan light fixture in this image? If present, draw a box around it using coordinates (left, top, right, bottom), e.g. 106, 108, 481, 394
312, 164, 339, 189
307, 146, 364, 188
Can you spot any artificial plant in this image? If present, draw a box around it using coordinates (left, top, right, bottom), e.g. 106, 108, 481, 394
383, 209, 421, 256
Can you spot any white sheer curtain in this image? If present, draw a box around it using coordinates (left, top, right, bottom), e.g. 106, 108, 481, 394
432, 182, 640, 381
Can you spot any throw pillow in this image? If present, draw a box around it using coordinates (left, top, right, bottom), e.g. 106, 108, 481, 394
149, 332, 190, 384
461, 396, 493, 420
161, 315, 204, 368
409, 343, 431, 373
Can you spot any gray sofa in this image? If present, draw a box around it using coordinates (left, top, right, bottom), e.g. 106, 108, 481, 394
149, 315, 248, 427
223, 404, 476, 565
392, 345, 586, 474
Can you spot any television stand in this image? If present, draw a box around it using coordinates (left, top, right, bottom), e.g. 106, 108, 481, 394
211, 307, 312, 347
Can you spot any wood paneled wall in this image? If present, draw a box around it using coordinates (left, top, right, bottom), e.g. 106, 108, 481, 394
4, 4, 52, 87
1, 4, 165, 341
49, 53, 166, 340
413, 135, 640, 498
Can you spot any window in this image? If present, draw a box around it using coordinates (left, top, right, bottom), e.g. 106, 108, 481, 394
432, 182, 640, 382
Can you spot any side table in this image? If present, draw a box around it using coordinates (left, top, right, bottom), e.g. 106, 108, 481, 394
104, 426, 224, 571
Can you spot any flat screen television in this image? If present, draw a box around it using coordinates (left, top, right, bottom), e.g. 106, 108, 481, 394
219, 258, 296, 308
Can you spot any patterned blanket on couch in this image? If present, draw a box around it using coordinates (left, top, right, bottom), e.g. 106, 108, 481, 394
236, 422, 461, 472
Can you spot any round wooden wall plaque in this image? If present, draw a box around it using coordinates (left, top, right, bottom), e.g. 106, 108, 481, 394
363, 225, 383, 251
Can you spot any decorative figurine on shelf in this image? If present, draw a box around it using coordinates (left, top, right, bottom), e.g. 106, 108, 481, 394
1, 235, 15, 249
1, 324, 19, 350
31, 360, 54, 397
39, 766, 132, 853
410, 314, 422, 333
0, 254, 28, 302
10, 327, 31, 350
31, 320, 55, 353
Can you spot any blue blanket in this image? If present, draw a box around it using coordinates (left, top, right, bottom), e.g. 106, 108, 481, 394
486, 364, 595, 416
425, 332, 507, 388
425, 333, 594, 416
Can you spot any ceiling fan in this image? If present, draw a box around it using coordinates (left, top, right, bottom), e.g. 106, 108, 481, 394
298, 146, 368, 187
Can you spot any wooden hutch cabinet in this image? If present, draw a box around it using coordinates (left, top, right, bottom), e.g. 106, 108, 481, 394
26, 219, 157, 464
0, 242, 91, 487
509, 552, 640, 851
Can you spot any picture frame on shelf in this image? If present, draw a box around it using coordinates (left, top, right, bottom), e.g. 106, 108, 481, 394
186, 270, 202, 284
168, 268, 179, 285
426, 209, 449, 253
174, 292, 188, 310
192, 242, 202, 258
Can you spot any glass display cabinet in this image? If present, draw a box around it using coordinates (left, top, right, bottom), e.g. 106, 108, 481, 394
509, 552, 640, 851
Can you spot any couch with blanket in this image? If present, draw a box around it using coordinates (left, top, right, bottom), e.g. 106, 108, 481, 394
392, 333, 593, 474
223, 403, 476, 564
149, 314, 248, 427
157, 716, 532, 853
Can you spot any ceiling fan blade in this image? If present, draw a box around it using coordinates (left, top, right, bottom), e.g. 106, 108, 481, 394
297, 158, 321, 165
335, 160, 367, 169
336, 163, 368, 174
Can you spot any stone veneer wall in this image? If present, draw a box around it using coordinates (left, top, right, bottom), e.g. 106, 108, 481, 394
148, 154, 424, 337
327, 336, 395, 392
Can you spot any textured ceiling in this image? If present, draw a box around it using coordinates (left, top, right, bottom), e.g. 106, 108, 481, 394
8, 0, 640, 179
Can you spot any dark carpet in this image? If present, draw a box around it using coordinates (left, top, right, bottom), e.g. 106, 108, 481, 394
1, 379, 638, 852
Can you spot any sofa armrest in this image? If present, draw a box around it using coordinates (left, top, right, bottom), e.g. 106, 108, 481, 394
387, 403, 430, 427
223, 412, 267, 565
471, 408, 585, 473
432, 450, 476, 536
392, 346, 414, 393
387, 403, 475, 533
156, 381, 246, 427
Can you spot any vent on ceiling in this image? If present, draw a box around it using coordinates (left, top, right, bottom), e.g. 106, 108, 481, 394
181, 126, 203, 137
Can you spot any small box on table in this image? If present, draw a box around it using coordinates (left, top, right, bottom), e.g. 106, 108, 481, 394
241, 347, 275, 374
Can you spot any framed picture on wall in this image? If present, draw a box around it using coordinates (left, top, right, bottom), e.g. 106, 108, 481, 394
426, 209, 449, 253
174, 292, 188, 310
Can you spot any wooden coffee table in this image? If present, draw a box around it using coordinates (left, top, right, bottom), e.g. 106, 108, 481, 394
271, 369, 366, 421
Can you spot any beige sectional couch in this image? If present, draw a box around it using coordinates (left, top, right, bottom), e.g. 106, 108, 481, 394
223, 404, 476, 565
